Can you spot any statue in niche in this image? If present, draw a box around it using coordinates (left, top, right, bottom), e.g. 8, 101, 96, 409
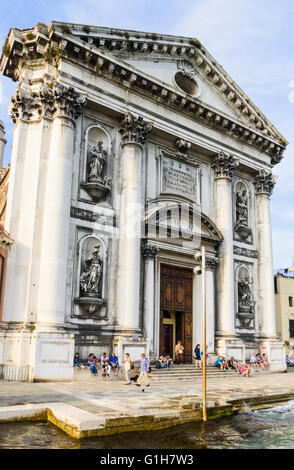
238, 272, 254, 315
80, 245, 103, 297
236, 189, 248, 228
88, 140, 107, 182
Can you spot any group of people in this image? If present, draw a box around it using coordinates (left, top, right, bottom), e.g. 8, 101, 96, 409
215, 352, 269, 377
74, 352, 119, 380
74, 351, 151, 392
156, 355, 173, 368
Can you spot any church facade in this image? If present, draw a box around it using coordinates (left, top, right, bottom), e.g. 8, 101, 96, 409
0, 22, 287, 380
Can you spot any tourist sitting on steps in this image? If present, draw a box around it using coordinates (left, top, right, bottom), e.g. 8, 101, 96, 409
87, 353, 98, 376
157, 355, 167, 368
73, 352, 85, 369
164, 355, 173, 368
241, 363, 251, 378
228, 356, 242, 374
109, 352, 119, 375
261, 354, 269, 369
215, 355, 229, 371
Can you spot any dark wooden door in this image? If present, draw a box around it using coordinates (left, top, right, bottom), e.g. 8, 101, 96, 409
160, 265, 193, 363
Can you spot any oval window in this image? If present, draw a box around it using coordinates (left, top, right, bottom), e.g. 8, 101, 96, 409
174, 72, 198, 96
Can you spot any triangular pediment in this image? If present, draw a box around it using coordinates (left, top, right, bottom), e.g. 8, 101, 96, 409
53, 22, 284, 142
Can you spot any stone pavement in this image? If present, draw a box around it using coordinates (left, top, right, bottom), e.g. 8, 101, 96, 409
0, 369, 294, 438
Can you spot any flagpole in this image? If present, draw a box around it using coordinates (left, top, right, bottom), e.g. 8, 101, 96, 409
202, 245, 207, 422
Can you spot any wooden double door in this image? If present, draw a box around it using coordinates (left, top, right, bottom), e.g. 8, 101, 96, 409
160, 264, 193, 363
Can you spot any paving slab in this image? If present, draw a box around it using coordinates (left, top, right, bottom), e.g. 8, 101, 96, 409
0, 371, 294, 438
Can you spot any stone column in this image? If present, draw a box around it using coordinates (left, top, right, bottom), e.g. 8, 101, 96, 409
36, 85, 86, 326
212, 151, 239, 338
142, 244, 158, 357
254, 170, 276, 338
116, 112, 153, 331
192, 257, 217, 358
206, 258, 217, 354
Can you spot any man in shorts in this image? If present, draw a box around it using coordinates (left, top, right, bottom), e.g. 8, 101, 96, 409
136, 353, 150, 392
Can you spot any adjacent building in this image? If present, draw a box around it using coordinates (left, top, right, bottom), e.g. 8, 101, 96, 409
0, 22, 287, 380
275, 271, 294, 356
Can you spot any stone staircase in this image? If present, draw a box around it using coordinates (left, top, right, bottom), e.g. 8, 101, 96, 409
149, 364, 237, 384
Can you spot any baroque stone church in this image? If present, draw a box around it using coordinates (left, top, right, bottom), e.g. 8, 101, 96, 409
0, 22, 287, 380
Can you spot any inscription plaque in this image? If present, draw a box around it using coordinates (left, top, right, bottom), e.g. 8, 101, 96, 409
161, 155, 198, 202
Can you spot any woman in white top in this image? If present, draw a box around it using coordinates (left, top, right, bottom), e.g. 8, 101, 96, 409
123, 353, 133, 384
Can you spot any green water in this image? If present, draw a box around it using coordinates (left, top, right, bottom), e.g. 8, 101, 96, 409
1, 401, 294, 449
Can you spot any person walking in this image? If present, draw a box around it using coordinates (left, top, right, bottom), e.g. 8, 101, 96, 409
175, 340, 184, 365
194, 344, 202, 368
123, 352, 133, 384
136, 353, 150, 392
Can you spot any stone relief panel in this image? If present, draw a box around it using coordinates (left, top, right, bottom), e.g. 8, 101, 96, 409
233, 179, 253, 243
235, 264, 255, 330
74, 233, 108, 319
80, 124, 112, 202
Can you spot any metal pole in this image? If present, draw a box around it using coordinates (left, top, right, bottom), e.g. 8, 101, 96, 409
202, 245, 207, 422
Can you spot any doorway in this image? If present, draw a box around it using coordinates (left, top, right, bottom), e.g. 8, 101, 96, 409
160, 265, 193, 363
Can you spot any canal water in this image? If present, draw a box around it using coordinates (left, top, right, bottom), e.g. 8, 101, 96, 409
1, 400, 294, 449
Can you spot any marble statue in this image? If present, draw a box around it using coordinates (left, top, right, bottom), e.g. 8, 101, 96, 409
236, 189, 248, 228
80, 245, 103, 297
88, 141, 107, 182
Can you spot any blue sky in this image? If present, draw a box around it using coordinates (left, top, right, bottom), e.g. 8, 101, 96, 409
0, 0, 293, 268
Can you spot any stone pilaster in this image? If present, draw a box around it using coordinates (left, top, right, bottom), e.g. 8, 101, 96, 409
254, 169, 276, 338
116, 112, 153, 331
212, 152, 239, 338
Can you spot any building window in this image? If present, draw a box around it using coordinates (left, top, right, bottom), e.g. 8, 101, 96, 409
289, 296, 293, 307
290, 320, 294, 338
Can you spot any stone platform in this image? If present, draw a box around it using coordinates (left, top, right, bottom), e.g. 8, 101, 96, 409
0, 368, 293, 439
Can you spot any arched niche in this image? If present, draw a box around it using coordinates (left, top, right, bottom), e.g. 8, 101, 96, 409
81, 125, 112, 201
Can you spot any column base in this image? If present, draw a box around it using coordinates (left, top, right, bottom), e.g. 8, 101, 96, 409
215, 337, 245, 363
113, 335, 149, 364
261, 340, 286, 372
0, 328, 75, 381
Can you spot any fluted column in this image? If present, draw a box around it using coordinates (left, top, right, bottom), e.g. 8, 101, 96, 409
116, 112, 153, 330
212, 151, 239, 337
142, 244, 158, 355
36, 85, 86, 325
254, 170, 276, 338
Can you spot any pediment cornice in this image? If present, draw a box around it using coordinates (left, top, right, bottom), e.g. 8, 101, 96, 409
0, 22, 287, 165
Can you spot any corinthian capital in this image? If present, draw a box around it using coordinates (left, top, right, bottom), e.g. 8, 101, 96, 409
254, 169, 276, 196
212, 151, 239, 179
9, 83, 87, 124
54, 84, 87, 120
120, 111, 153, 146
142, 243, 159, 259
9, 89, 42, 123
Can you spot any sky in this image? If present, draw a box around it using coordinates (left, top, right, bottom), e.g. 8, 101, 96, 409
0, 0, 293, 269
